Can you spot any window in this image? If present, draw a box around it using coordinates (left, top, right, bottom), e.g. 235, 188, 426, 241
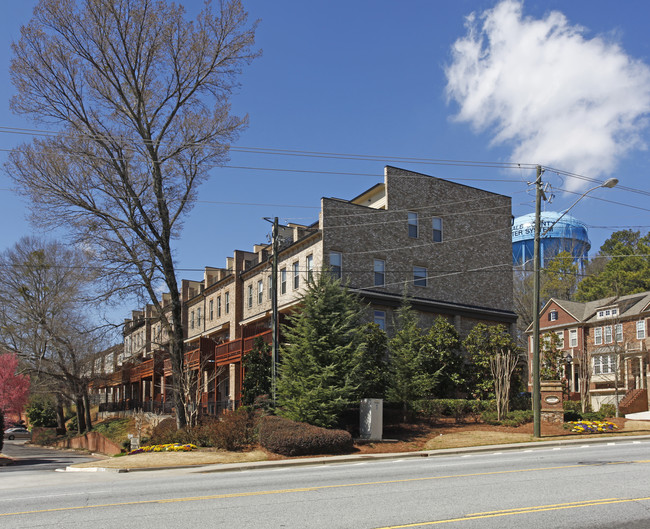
306, 254, 314, 281
258, 280, 263, 304
209, 300, 214, 320
374, 310, 386, 331
293, 261, 300, 289
280, 268, 287, 294
594, 327, 602, 345
413, 266, 427, 287
225, 292, 230, 314
615, 323, 623, 342
597, 308, 618, 319
217, 296, 222, 318
190, 310, 195, 329
432, 217, 442, 242
408, 212, 418, 238
197, 307, 202, 327
268, 275, 272, 299
247, 285, 253, 309
593, 354, 616, 375
604, 325, 613, 344
555, 331, 564, 348
330, 252, 342, 280
569, 329, 578, 348
637, 320, 646, 340
374, 259, 385, 287
548, 310, 559, 321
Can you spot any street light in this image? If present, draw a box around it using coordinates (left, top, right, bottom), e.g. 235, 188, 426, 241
532, 167, 617, 437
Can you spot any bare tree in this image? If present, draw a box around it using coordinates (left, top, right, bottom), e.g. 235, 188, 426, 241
0, 237, 105, 433
576, 334, 592, 414
489, 349, 519, 421
7, 0, 258, 427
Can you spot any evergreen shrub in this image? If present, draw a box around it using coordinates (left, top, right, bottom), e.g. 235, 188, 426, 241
416, 399, 495, 424
598, 404, 616, 418
481, 409, 533, 427
258, 415, 353, 456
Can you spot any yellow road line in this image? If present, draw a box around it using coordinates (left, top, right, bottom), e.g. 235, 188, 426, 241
375, 496, 650, 528
2, 459, 649, 517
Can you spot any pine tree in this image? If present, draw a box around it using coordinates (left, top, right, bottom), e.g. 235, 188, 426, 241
387, 302, 444, 418
277, 273, 363, 428
241, 337, 272, 407
350, 323, 389, 400
576, 230, 650, 301
424, 317, 465, 398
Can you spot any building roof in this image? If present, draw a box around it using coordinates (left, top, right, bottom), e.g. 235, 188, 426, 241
551, 291, 650, 324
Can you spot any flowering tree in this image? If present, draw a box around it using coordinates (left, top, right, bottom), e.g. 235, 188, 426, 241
0, 353, 30, 419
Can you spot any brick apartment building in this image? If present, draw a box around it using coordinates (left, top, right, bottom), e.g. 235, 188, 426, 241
528, 292, 650, 413
91, 166, 517, 415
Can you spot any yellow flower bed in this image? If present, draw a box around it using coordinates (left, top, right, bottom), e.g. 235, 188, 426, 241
129, 443, 197, 455
567, 420, 618, 433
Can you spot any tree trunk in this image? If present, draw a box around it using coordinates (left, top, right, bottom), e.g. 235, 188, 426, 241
75, 395, 86, 434
55, 394, 66, 433
82, 390, 92, 432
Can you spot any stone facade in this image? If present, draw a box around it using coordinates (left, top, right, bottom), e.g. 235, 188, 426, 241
93, 166, 517, 414
237, 165, 516, 338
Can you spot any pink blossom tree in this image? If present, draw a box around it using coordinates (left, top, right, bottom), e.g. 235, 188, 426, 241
0, 353, 30, 420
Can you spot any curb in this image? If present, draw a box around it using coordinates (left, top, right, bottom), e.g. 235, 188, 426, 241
63, 433, 650, 474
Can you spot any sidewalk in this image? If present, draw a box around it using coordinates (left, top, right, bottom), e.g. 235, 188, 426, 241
63, 432, 650, 474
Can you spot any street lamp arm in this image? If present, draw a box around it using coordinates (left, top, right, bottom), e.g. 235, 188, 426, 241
541, 178, 618, 237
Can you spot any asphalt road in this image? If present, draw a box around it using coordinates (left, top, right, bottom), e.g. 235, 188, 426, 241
1, 440, 101, 472
2, 439, 650, 528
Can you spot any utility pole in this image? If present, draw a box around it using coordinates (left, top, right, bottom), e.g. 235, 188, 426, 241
532, 165, 543, 438
271, 217, 279, 406
531, 168, 617, 437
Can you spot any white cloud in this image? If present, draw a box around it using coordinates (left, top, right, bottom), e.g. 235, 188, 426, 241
445, 0, 650, 187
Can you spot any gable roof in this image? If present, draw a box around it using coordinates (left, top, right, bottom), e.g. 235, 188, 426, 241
527, 291, 650, 334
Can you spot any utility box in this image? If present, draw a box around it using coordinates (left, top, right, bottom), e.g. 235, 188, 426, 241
360, 398, 383, 441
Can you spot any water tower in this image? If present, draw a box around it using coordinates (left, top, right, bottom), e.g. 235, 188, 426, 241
512, 212, 590, 271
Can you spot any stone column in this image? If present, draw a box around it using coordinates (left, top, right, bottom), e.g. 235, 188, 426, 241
540, 380, 564, 428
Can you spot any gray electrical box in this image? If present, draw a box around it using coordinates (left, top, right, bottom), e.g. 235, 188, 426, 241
360, 398, 383, 440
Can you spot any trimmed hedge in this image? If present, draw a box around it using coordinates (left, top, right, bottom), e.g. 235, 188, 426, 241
258, 415, 353, 456
481, 409, 533, 427
415, 399, 497, 424
562, 401, 616, 422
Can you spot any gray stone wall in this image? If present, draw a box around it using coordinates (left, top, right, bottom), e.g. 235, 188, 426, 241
321, 166, 513, 313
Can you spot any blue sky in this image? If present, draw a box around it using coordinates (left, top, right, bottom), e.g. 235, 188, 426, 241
1, 1, 649, 319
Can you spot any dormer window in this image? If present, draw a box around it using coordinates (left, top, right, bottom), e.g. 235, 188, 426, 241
548, 310, 559, 322
597, 307, 618, 319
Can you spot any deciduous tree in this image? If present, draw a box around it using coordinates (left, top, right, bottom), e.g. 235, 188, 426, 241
0, 237, 103, 433
7, 0, 258, 428
463, 323, 520, 400
0, 353, 30, 419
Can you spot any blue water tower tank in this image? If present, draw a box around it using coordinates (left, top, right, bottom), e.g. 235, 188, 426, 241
512, 212, 590, 270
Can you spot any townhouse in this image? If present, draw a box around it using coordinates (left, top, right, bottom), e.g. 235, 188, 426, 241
528, 291, 650, 413
93, 166, 517, 416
